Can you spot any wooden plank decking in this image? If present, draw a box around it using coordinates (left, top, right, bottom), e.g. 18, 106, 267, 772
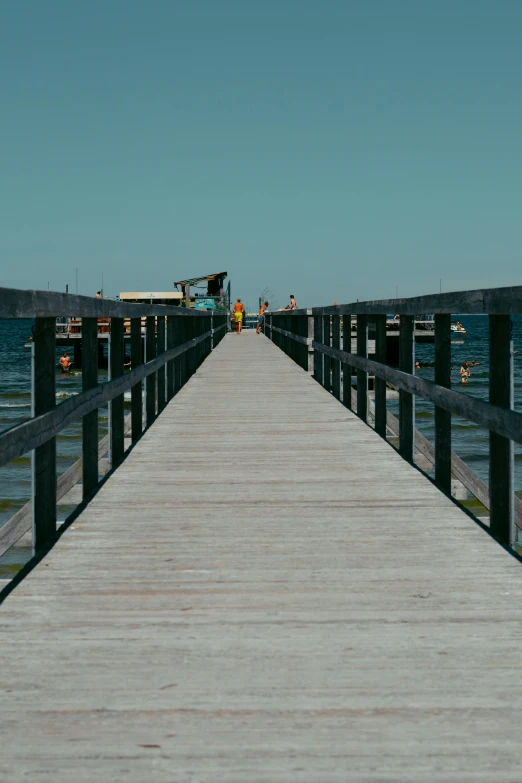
2, 331, 522, 781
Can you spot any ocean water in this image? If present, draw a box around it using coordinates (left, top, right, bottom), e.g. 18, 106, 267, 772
1, 316, 522, 543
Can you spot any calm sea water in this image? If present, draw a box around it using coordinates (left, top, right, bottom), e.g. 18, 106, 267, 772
1, 315, 522, 537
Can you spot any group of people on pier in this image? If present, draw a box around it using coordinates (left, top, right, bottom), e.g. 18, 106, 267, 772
231, 294, 298, 334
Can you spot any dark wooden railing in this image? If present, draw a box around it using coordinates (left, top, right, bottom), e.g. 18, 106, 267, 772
0, 287, 226, 556
265, 286, 522, 549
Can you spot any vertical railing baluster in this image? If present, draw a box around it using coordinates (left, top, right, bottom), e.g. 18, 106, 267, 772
174, 316, 183, 394
167, 315, 175, 401
399, 315, 415, 462
489, 314, 514, 545
82, 317, 98, 499
313, 312, 323, 385
374, 314, 386, 437
131, 317, 142, 441
32, 317, 56, 552
342, 313, 352, 410
307, 311, 314, 373
356, 314, 368, 421
146, 316, 156, 426
323, 314, 331, 392
110, 317, 125, 464
332, 314, 341, 400
435, 313, 451, 492
157, 315, 166, 413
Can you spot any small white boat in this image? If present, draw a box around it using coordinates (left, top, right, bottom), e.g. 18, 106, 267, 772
451, 323, 466, 335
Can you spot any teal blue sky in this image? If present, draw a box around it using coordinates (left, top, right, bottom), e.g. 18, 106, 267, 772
2, 0, 521, 311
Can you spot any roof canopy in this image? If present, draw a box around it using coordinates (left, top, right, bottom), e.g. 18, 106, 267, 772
174, 271, 227, 287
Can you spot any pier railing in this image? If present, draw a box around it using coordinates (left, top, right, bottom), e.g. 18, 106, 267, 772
266, 286, 522, 549
0, 287, 226, 556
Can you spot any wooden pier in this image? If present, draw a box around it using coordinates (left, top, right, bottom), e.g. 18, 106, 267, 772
2, 285, 522, 780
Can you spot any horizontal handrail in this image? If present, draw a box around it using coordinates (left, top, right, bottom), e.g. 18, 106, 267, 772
0, 287, 216, 319
0, 330, 211, 468
267, 284, 522, 315
314, 340, 522, 446
265, 292, 518, 549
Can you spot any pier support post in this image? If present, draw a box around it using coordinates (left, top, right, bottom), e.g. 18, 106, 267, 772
307, 312, 314, 373
82, 318, 98, 499
110, 318, 125, 465
167, 315, 175, 401
332, 314, 341, 400
356, 315, 368, 422
399, 315, 415, 462
434, 314, 451, 492
323, 315, 331, 392
342, 314, 352, 410
313, 313, 323, 386
374, 315, 387, 438
32, 317, 56, 552
131, 318, 142, 441
489, 314, 514, 545
157, 316, 166, 413
146, 316, 156, 426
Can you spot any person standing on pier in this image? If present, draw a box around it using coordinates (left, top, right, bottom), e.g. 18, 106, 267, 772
232, 298, 245, 334
256, 301, 269, 334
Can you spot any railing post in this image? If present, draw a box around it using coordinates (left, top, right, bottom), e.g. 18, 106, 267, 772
342, 314, 352, 410
332, 314, 341, 400
157, 315, 166, 413
399, 315, 414, 462
374, 314, 386, 437
489, 314, 514, 545
146, 316, 156, 426
82, 317, 98, 499
131, 318, 143, 441
356, 314, 368, 421
307, 310, 314, 373
322, 314, 331, 392
313, 312, 323, 385
434, 314, 451, 492
32, 317, 56, 552
167, 315, 175, 400
110, 317, 125, 464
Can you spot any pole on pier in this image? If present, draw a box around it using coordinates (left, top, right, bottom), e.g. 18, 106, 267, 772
110, 318, 125, 465
399, 315, 415, 462
307, 312, 314, 373
313, 314, 323, 386
489, 314, 514, 546
157, 316, 166, 413
82, 318, 99, 499
356, 315, 368, 422
342, 314, 352, 410
322, 314, 331, 392
332, 314, 341, 400
131, 318, 142, 441
434, 314, 451, 493
146, 316, 156, 426
166, 315, 175, 400
32, 317, 56, 552
374, 315, 387, 438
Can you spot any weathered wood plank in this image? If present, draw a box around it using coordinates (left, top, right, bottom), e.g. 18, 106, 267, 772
0, 286, 213, 319
3, 332, 522, 781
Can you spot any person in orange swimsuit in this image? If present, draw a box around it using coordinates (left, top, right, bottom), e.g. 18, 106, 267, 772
232, 298, 245, 334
